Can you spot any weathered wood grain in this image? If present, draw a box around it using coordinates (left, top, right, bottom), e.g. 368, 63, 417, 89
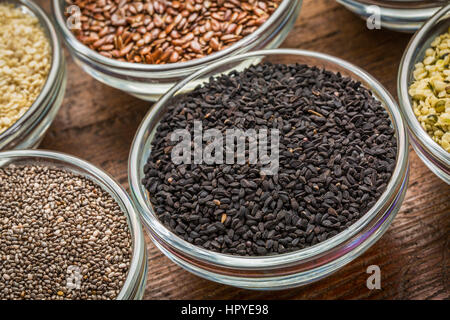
37, 0, 449, 300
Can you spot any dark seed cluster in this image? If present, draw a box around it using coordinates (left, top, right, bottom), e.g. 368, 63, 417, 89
0, 165, 132, 300
142, 63, 398, 256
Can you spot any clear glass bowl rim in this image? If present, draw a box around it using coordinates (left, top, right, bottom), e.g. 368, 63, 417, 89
337, 0, 444, 13
398, 4, 450, 165
0, 149, 146, 299
51, 0, 297, 72
129, 48, 409, 270
0, 0, 63, 145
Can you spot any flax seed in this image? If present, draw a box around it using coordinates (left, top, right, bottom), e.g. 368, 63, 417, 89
66, 0, 282, 64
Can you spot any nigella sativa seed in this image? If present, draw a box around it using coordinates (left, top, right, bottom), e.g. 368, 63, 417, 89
142, 62, 398, 256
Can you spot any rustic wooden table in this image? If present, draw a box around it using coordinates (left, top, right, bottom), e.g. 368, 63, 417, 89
38, 0, 449, 299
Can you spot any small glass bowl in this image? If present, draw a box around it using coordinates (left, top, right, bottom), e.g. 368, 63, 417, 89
51, 0, 302, 101
129, 49, 410, 290
0, 0, 67, 151
398, 4, 450, 184
0, 150, 148, 299
336, 0, 445, 32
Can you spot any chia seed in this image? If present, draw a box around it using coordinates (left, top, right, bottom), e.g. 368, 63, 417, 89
0, 165, 132, 300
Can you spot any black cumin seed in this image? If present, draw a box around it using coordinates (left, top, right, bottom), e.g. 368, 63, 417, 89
142, 62, 397, 256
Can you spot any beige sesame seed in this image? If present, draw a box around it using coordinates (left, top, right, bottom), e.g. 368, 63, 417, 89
0, 4, 51, 135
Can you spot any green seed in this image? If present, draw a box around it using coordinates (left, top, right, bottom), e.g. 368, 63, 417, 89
428, 82, 437, 96
435, 100, 446, 113
426, 114, 438, 124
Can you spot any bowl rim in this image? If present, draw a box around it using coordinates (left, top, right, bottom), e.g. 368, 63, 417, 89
0, 0, 63, 145
0, 149, 146, 299
337, 0, 444, 15
336, 0, 445, 33
129, 48, 408, 269
51, 0, 297, 71
397, 4, 450, 164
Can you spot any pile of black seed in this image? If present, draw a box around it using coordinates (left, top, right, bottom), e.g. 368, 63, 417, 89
142, 62, 397, 256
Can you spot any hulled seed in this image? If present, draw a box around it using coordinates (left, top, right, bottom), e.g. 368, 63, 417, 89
0, 4, 51, 135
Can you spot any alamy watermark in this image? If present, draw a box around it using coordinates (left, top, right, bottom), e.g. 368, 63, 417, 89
366, 5, 381, 30
366, 265, 381, 290
170, 121, 280, 175
66, 5, 81, 30
66, 265, 82, 290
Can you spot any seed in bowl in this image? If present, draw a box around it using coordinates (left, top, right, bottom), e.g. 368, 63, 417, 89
0, 4, 51, 135
0, 165, 132, 300
66, 0, 282, 64
409, 27, 450, 152
142, 62, 398, 256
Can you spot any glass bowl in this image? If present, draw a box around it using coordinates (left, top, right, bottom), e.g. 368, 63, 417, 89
129, 49, 410, 290
336, 0, 446, 32
398, 4, 450, 184
0, 150, 148, 299
0, 0, 67, 151
51, 0, 302, 101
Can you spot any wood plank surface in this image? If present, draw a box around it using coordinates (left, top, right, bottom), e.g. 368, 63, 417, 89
37, 0, 449, 300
